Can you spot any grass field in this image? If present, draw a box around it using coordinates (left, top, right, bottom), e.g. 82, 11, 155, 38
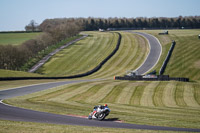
0, 69, 41, 78
6, 79, 200, 129
36, 32, 119, 76
87, 31, 149, 79
135, 29, 200, 81
1, 29, 200, 132
0, 120, 179, 133
36, 31, 148, 77
0, 32, 40, 45
164, 30, 200, 81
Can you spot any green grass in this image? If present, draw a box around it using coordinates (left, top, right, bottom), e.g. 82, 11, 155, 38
87, 31, 149, 79
165, 34, 200, 81
0, 69, 41, 77
35, 31, 148, 77
21, 35, 82, 71
0, 32, 40, 45
0, 120, 180, 133
2, 29, 200, 132
135, 29, 200, 80
36, 32, 119, 76
5, 80, 200, 129
0, 31, 148, 78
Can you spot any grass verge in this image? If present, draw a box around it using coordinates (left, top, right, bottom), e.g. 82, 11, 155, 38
0, 120, 182, 133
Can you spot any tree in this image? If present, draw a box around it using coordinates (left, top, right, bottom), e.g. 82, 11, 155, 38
25, 20, 39, 31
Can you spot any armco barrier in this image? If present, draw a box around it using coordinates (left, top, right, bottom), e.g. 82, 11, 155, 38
0, 32, 121, 81
115, 75, 189, 82
159, 41, 176, 75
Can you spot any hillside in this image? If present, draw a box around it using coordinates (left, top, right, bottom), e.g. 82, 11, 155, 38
35, 31, 148, 78
138, 29, 200, 81
2, 29, 200, 130
36, 32, 119, 76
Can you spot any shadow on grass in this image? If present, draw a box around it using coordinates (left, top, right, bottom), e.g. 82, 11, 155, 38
104, 118, 119, 121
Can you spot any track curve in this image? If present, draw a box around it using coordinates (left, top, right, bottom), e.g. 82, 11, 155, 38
0, 100, 199, 132
126, 31, 162, 75
0, 32, 200, 132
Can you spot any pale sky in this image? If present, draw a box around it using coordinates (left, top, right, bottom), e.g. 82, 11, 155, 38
0, 0, 200, 31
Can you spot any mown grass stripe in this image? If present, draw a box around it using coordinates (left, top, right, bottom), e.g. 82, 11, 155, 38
162, 82, 178, 107
85, 82, 122, 103
92, 33, 127, 78
113, 33, 148, 77
175, 83, 187, 107
164, 34, 200, 80
42, 35, 96, 75
64, 33, 105, 74
115, 33, 133, 68
116, 84, 136, 104
76, 32, 115, 75
38, 32, 116, 76
184, 83, 200, 107
107, 33, 141, 77
102, 33, 136, 78
92, 32, 148, 79
130, 85, 145, 106
48, 82, 102, 102
75, 33, 110, 67
68, 84, 104, 102
100, 83, 127, 103
140, 82, 160, 107
85, 33, 119, 78
153, 82, 165, 107
194, 84, 200, 105
30, 82, 89, 101
94, 33, 115, 63
110, 100, 200, 115
110, 104, 200, 122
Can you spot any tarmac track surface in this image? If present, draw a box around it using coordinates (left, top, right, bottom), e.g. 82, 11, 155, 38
0, 32, 200, 132
126, 31, 162, 75
1, 100, 200, 132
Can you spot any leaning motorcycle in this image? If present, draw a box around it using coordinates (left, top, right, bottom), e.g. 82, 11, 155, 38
88, 105, 110, 121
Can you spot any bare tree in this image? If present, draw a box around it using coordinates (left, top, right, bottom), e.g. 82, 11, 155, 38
25, 20, 38, 32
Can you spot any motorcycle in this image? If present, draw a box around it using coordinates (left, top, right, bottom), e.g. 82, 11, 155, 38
88, 105, 110, 121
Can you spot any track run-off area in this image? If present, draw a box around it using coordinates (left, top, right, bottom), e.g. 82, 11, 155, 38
0, 30, 200, 132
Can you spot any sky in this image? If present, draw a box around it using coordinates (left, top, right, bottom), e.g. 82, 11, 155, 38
0, 0, 200, 31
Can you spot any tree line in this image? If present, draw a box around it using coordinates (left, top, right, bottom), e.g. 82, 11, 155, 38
0, 16, 199, 71
84, 16, 200, 30
40, 16, 200, 31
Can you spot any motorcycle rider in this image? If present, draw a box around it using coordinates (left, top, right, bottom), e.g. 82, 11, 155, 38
88, 104, 110, 120
103, 104, 109, 111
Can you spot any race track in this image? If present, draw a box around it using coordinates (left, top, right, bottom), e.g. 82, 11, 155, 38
126, 31, 162, 75
1, 100, 199, 132
0, 31, 200, 132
